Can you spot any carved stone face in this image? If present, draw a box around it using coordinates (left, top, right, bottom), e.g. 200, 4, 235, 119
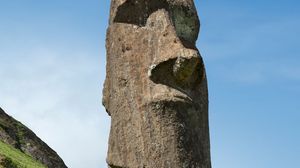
103, 0, 211, 167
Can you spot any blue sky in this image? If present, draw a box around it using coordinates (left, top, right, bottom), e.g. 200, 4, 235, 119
0, 0, 299, 168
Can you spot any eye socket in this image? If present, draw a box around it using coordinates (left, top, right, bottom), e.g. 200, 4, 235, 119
113, 0, 200, 47
113, 0, 168, 26
169, 5, 200, 45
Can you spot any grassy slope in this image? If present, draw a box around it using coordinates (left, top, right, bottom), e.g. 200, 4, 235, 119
0, 140, 45, 168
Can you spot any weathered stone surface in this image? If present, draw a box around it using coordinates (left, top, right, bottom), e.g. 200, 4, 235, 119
103, 0, 211, 167
0, 108, 67, 168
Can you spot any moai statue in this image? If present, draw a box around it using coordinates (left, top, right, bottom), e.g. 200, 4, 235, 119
103, 0, 211, 167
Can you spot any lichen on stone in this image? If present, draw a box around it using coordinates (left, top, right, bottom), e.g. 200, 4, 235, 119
169, 5, 199, 44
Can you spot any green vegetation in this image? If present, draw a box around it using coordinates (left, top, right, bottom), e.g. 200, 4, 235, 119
0, 140, 45, 168
0, 155, 18, 168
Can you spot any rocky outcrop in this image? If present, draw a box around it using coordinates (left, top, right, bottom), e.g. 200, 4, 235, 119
103, 0, 211, 168
0, 107, 67, 168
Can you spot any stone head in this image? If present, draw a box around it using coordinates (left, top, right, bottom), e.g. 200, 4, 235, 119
103, 0, 211, 167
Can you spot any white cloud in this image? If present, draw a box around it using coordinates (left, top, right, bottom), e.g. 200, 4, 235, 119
0, 46, 110, 168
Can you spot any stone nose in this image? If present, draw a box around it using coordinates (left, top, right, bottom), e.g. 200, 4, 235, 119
149, 48, 203, 88
173, 55, 200, 83
172, 48, 202, 84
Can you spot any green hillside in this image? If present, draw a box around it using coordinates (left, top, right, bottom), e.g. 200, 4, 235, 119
0, 108, 67, 167
0, 140, 46, 168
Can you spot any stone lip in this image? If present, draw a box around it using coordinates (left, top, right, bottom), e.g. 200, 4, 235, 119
0, 107, 68, 168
